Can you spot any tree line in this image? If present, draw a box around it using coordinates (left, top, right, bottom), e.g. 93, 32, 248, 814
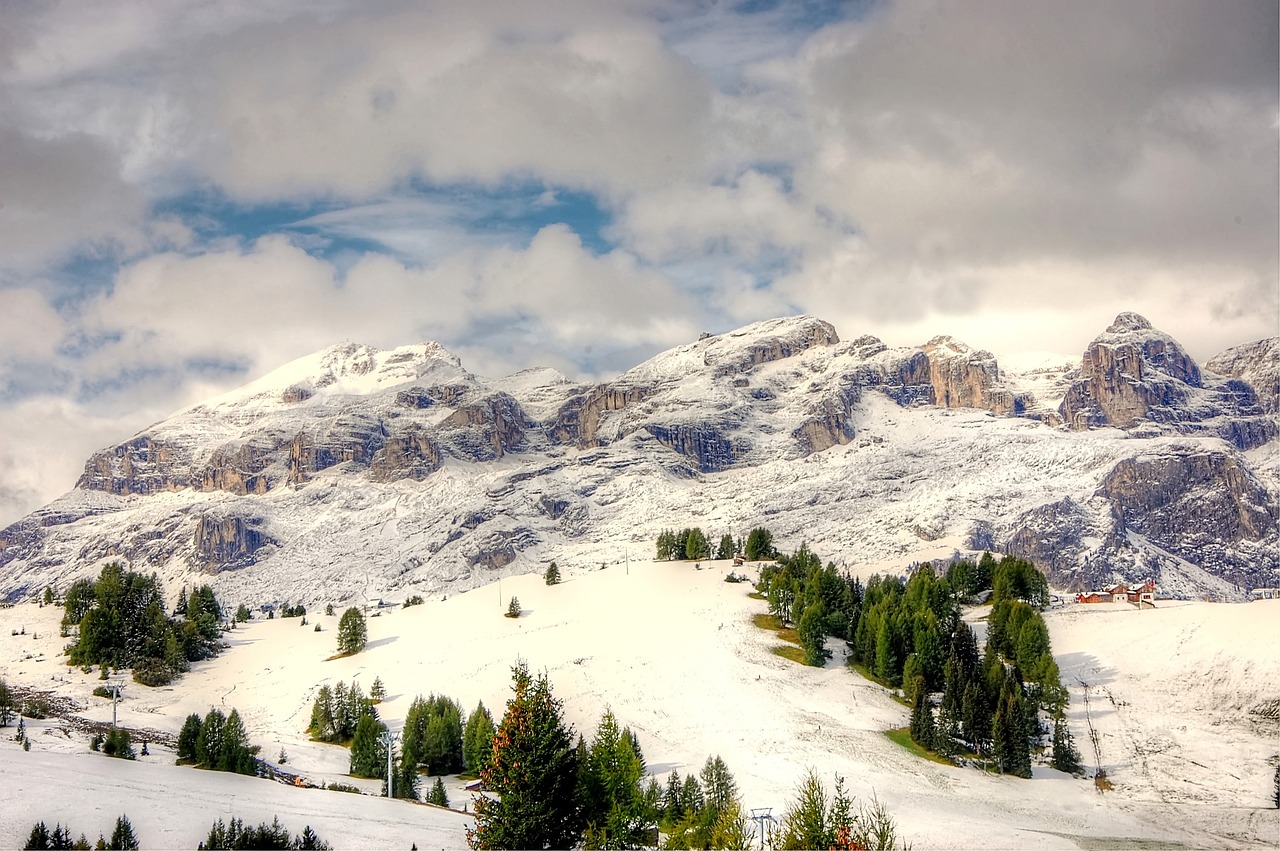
655, 526, 777, 562
468, 662, 906, 850
61, 563, 224, 686
758, 547, 1080, 778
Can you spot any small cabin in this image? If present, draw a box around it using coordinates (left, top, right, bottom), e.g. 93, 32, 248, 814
1251, 588, 1280, 601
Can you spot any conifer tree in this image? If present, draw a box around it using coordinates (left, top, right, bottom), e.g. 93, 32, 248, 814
1273, 762, 1279, 808
1050, 715, 1083, 775
544, 562, 561, 585
716, 535, 734, 560
468, 663, 582, 850
336, 608, 367, 655
24, 822, 51, 850
661, 770, 684, 826
798, 602, 831, 667
464, 701, 496, 774
429, 776, 450, 807
369, 677, 387, 703
349, 714, 387, 778
505, 596, 521, 618
107, 816, 138, 851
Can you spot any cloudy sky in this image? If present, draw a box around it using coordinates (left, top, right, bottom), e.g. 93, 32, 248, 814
0, 0, 1276, 525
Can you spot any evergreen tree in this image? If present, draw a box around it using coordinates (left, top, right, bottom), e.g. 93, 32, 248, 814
220, 709, 256, 774
544, 562, 561, 585
296, 826, 330, 850
464, 701, 496, 774
468, 663, 582, 850
909, 677, 935, 751
336, 608, 367, 655
1273, 762, 1279, 808
429, 776, 450, 807
0, 676, 14, 727
369, 677, 386, 703
797, 601, 831, 667
1050, 715, 1083, 775
24, 822, 51, 851
307, 685, 336, 741
660, 770, 684, 826
579, 710, 646, 848
684, 527, 710, 560
506, 596, 521, 618
197, 708, 227, 769
716, 535, 734, 560
776, 770, 831, 850
107, 816, 138, 851
349, 714, 388, 778
745, 527, 775, 561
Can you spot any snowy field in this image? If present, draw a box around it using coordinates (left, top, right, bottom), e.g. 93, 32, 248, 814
1, 562, 1277, 849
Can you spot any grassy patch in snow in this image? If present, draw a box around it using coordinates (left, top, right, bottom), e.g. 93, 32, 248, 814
884, 728, 954, 766
751, 613, 799, 645
747, 592, 766, 601
770, 645, 806, 665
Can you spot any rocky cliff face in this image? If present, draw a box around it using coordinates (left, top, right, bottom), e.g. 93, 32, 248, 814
1059, 313, 1275, 449
2, 313, 1275, 603
1207, 338, 1279, 414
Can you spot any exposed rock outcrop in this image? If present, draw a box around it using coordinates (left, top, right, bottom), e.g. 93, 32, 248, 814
77, 437, 190, 495
645, 422, 748, 473
191, 513, 274, 572
1059, 313, 1275, 449
1207, 338, 1279, 413
439, 393, 530, 461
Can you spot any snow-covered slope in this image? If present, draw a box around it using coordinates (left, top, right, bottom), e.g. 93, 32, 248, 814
0, 314, 1275, 605
1, 564, 1276, 848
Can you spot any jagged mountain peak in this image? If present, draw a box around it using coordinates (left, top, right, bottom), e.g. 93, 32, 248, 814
618, 314, 839, 386
1105, 311, 1155, 334
195, 340, 469, 413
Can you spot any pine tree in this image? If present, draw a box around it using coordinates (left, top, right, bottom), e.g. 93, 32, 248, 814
797, 602, 831, 667
107, 816, 138, 851
1050, 715, 1082, 775
464, 701, 496, 774
196, 708, 227, 768
544, 562, 561, 585
349, 714, 387, 778
336, 608, 367, 655
776, 770, 831, 850
429, 776, 450, 807
716, 535, 734, 561
467, 663, 582, 850
369, 677, 386, 703
745, 527, 774, 561
505, 596, 521, 619
24, 822, 50, 851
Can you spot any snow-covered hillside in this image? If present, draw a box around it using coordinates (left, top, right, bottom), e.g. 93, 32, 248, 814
1, 563, 1277, 848
0, 314, 1275, 606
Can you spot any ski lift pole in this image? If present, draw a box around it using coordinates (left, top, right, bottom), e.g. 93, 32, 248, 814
381, 730, 398, 798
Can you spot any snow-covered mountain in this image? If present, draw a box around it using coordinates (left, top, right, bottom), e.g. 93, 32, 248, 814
1, 313, 1276, 604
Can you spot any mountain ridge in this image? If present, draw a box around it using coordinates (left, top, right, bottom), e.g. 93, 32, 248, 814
2, 313, 1276, 605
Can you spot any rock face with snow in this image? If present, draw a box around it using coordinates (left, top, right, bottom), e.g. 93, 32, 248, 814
0, 314, 1276, 604
1206, 337, 1280, 414
1059, 312, 1274, 449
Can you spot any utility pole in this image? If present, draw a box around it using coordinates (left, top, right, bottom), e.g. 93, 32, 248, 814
749, 808, 774, 851
381, 730, 398, 798
111, 683, 122, 729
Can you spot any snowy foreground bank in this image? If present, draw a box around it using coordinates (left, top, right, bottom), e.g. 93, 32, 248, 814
2, 560, 1277, 848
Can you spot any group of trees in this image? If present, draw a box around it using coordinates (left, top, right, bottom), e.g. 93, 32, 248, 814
758, 545, 1078, 779
62, 563, 223, 686
177, 708, 259, 775
307, 680, 375, 744
772, 771, 904, 850
24, 815, 137, 850
403, 694, 465, 776
198, 817, 328, 850
467, 663, 748, 850
850, 556, 1078, 777
0, 675, 15, 727
656, 525, 778, 563
759, 544, 863, 666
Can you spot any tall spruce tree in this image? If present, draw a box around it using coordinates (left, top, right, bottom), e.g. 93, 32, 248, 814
349, 714, 387, 779
107, 815, 139, 851
464, 701, 496, 774
336, 608, 367, 655
468, 663, 582, 850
